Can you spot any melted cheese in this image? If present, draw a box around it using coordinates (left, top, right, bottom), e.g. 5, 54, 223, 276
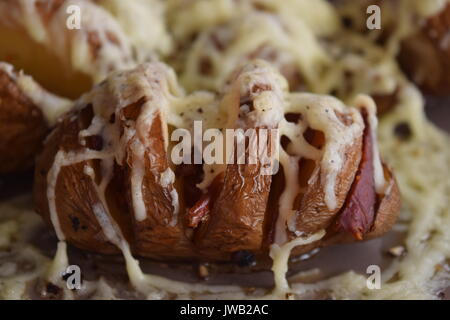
179, 10, 332, 93
96, 0, 173, 61
0, 62, 72, 125
352, 94, 386, 193
336, 0, 450, 55
198, 60, 287, 190
0, 0, 449, 301
274, 93, 364, 243
269, 230, 326, 298
0, 0, 153, 96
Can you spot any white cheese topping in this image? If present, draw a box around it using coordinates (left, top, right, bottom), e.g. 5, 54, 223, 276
0, 0, 449, 301
0, 62, 72, 125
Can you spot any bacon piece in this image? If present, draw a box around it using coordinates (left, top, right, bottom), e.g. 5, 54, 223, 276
187, 194, 211, 228
187, 172, 224, 228
334, 109, 376, 240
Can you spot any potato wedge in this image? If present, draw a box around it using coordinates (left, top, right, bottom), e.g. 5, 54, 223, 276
364, 165, 401, 240
322, 165, 400, 247
195, 62, 285, 259
277, 95, 400, 255
121, 103, 194, 260
291, 131, 362, 237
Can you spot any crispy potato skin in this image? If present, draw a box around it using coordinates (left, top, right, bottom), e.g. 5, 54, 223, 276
35, 104, 196, 260
34, 106, 123, 254
33, 63, 401, 263
288, 139, 362, 256
291, 172, 400, 255
291, 110, 400, 255
195, 148, 272, 258
399, 3, 450, 95
124, 111, 195, 259
0, 68, 48, 174
292, 139, 362, 236
34, 106, 400, 261
333, 109, 376, 240
365, 166, 401, 240
0, 0, 139, 99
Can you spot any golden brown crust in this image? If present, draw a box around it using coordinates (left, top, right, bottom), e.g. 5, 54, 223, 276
0, 67, 48, 174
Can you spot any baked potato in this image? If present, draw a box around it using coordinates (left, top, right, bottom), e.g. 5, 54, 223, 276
335, 0, 450, 95
399, 2, 450, 95
96, 0, 173, 61
0, 62, 71, 174
34, 61, 401, 262
175, 3, 408, 120
0, 0, 164, 174
0, 0, 135, 99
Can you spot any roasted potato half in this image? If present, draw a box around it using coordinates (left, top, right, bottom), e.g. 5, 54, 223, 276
34, 61, 401, 262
